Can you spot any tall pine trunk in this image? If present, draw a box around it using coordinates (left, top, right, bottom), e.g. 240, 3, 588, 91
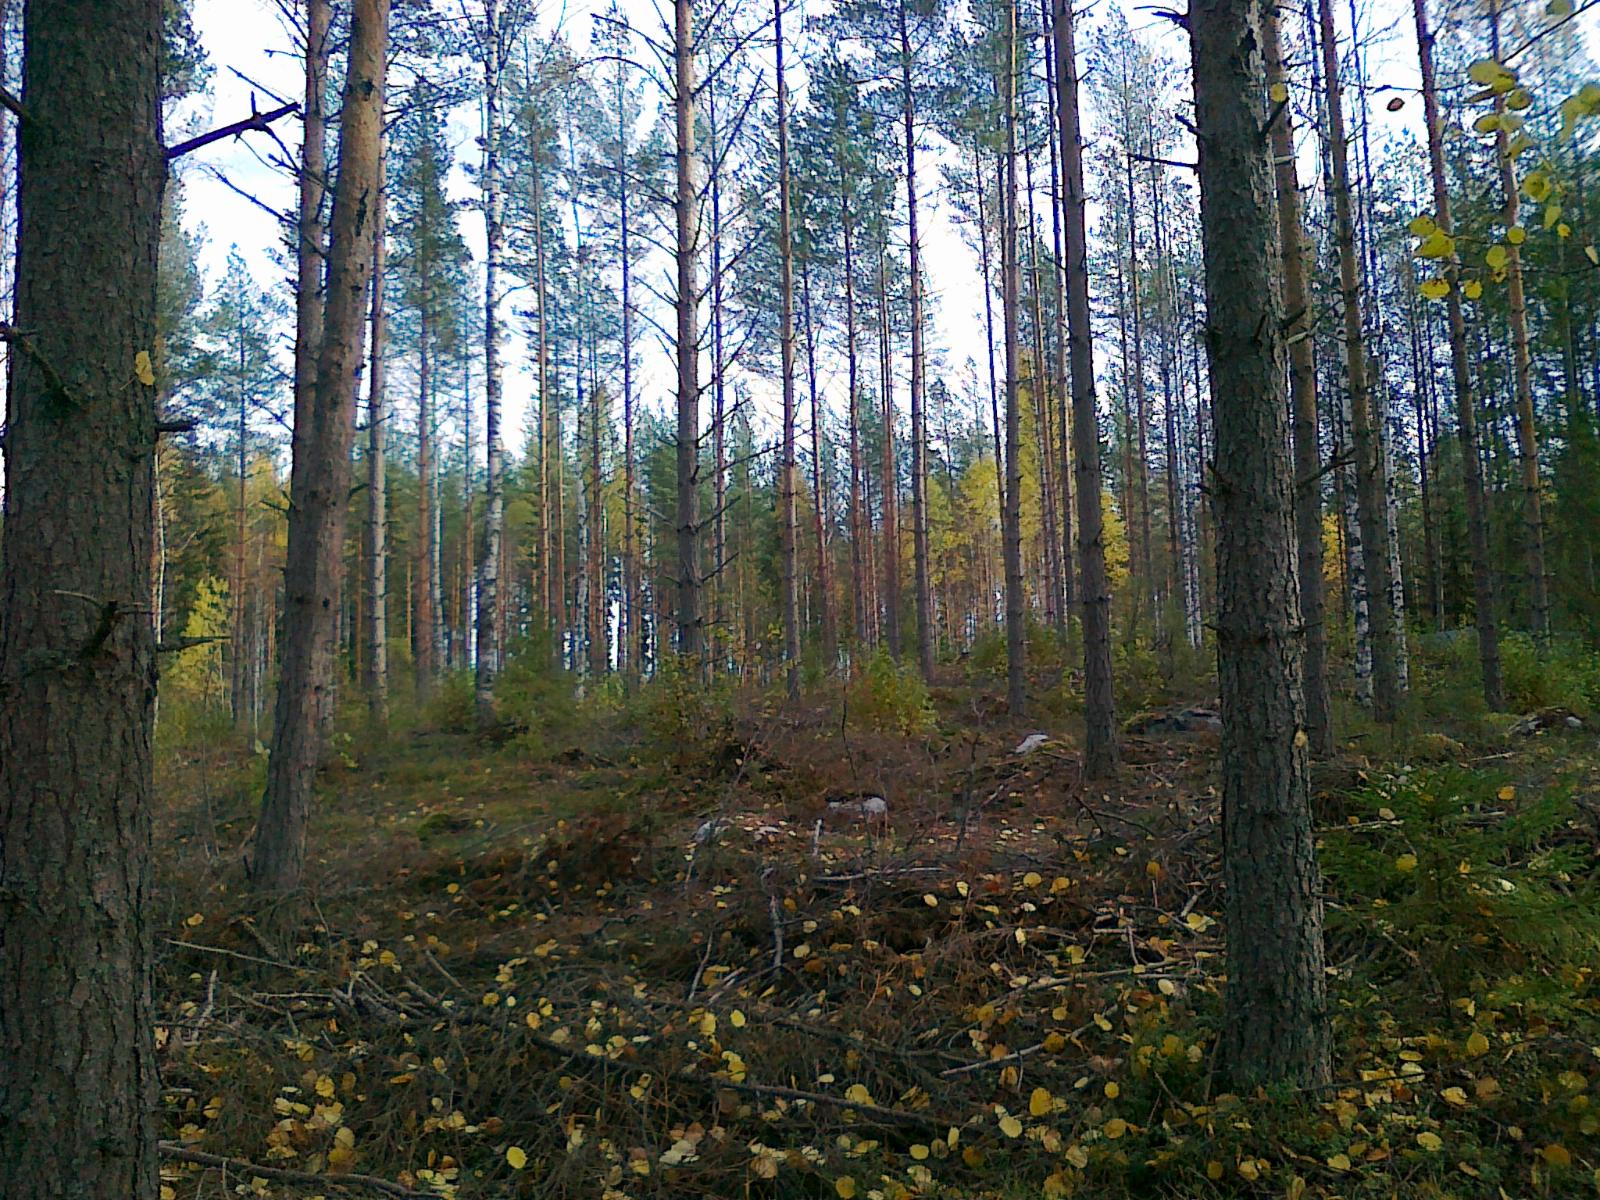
0, 2, 164, 1193
1263, 5, 1333, 756
1001, 0, 1026, 716
776, 0, 801, 697
364, 136, 389, 724
673, 0, 704, 665
1052, 0, 1117, 775
1191, 0, 1331, 1087
899, 4, 934, 676
252, 0, 389, 894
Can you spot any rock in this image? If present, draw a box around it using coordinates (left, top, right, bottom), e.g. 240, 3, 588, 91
1507, 707, 1584, 737
1124, 707, 1223, 735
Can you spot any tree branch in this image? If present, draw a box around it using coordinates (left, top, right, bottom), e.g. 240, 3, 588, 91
166, 100, 300, 161
0, 87, 23, 121
158, 1142, 441, 1200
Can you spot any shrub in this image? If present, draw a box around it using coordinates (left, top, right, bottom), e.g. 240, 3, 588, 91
847, 648, 934, 736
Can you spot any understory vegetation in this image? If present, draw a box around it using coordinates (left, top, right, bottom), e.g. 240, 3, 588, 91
152, 640, 1600, 1200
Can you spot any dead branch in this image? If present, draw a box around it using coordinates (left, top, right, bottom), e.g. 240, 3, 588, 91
158, 1142, 440, 1200
166, 99, 300, 160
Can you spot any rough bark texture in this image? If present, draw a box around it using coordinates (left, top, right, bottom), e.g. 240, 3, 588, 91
899, 4, 934, 678
293, 0, 331, 467
1001, 0, 1026, 717
0, 1, 164, 1194
1412, 0, 1504, 709
252, 0, 389, 894
476, 0, 505, 718
1319, 0, 1401, 724
364, 137, 389, 724
776, 0, 800, 698
1263, 4, 1332, 757
673, 0, 703, 665
1190, 0, 1332, 1087
1053, 0, 1117, 776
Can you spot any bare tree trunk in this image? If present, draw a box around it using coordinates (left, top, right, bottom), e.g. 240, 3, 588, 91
1122, 130, 1153, 633
475, 0, 505, 719
1264, 5, 1333, 756
293, 0, 331, 469
252, 0, 389, 894
876, 237, 901, 658
802, 257, 839, 669
364, 137, 389, 724
843, 184, 867, 652
1041, 0, 1075, 614
1319, 0, 1400, 723
414, 311, 437, 697
233, 325, 251, 729
617, 58, 639, 678
1488, 0, 1550, 639
776, 0, 800, 697
673, 0, 703, 665
1052, 0, 1117, 774
532, 147, 557, 664
708, 79, 727, 671
0, 3, 163, 1193
1412, 0, 1504, 709
899, 3, 934, 677
1025, 142, 1064, 632
1001, 0, 1026, 716
973, 134, 1007, 530
1191, 0, 1331, 1088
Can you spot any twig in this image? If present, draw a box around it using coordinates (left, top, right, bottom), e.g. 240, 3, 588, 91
164, 938, 310, 974
159, 1142, 440, 1199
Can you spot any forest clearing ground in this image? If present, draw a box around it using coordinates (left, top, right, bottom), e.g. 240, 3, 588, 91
150, 678, 1600, 1199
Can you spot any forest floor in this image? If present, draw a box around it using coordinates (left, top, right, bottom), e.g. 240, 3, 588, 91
150, 653, 1600, 1199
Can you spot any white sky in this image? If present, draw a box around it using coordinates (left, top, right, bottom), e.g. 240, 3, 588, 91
170, 0, 1598, 455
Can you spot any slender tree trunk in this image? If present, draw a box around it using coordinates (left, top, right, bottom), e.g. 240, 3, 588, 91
476, 0, 504, 719
1041, 0, 1075, 614
776, 0, 800, 697
1488, 0, 1550, 639
843, 187, 867, 652
974, 134, 1007, 528
1123, 134, 1153, 631
0, 2, 163, 1193
1264, 5, 1333, 756
1053, 0, 1117, 774
251, 0, 388, 894
802, 258, 839, 669
1149, 159, 1182, 666
533, 144, 554, 655
673, 0, 703, 665
899, 4, 934, 677
1001, 0, 1026, 716
233, 331, 250, 729
1412, 0, 1504, 709
1190, 0, 1331, 1088
415, 311, 437, 697
877, 237, 901, 658
617, 61, 639, 679
1025, 142, 1064, 631
1319, 0, 1400, 723
364, 136, 388, 724
293, 0, 331, 468
708, 81, 728, 671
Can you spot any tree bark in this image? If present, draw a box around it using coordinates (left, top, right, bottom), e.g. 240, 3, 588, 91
673, 0, 703, 666
876, 236, 901, 658
1263, 4, 1333, 757
0, 3, 164, 1194
899, 2, 934, 677
1190, 0, 1331, 1088
1412, 0, 1504, 709
293, 0, 331, 470
802, 256, 839, 670
1001, 0, 1026, 716
1318, 0, 1401, 723
776, 0, 800, 698
476, 0, 505, 719
251, 0, 389, 894
1053, 0, 1117, 776
364, 135, 389, 725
